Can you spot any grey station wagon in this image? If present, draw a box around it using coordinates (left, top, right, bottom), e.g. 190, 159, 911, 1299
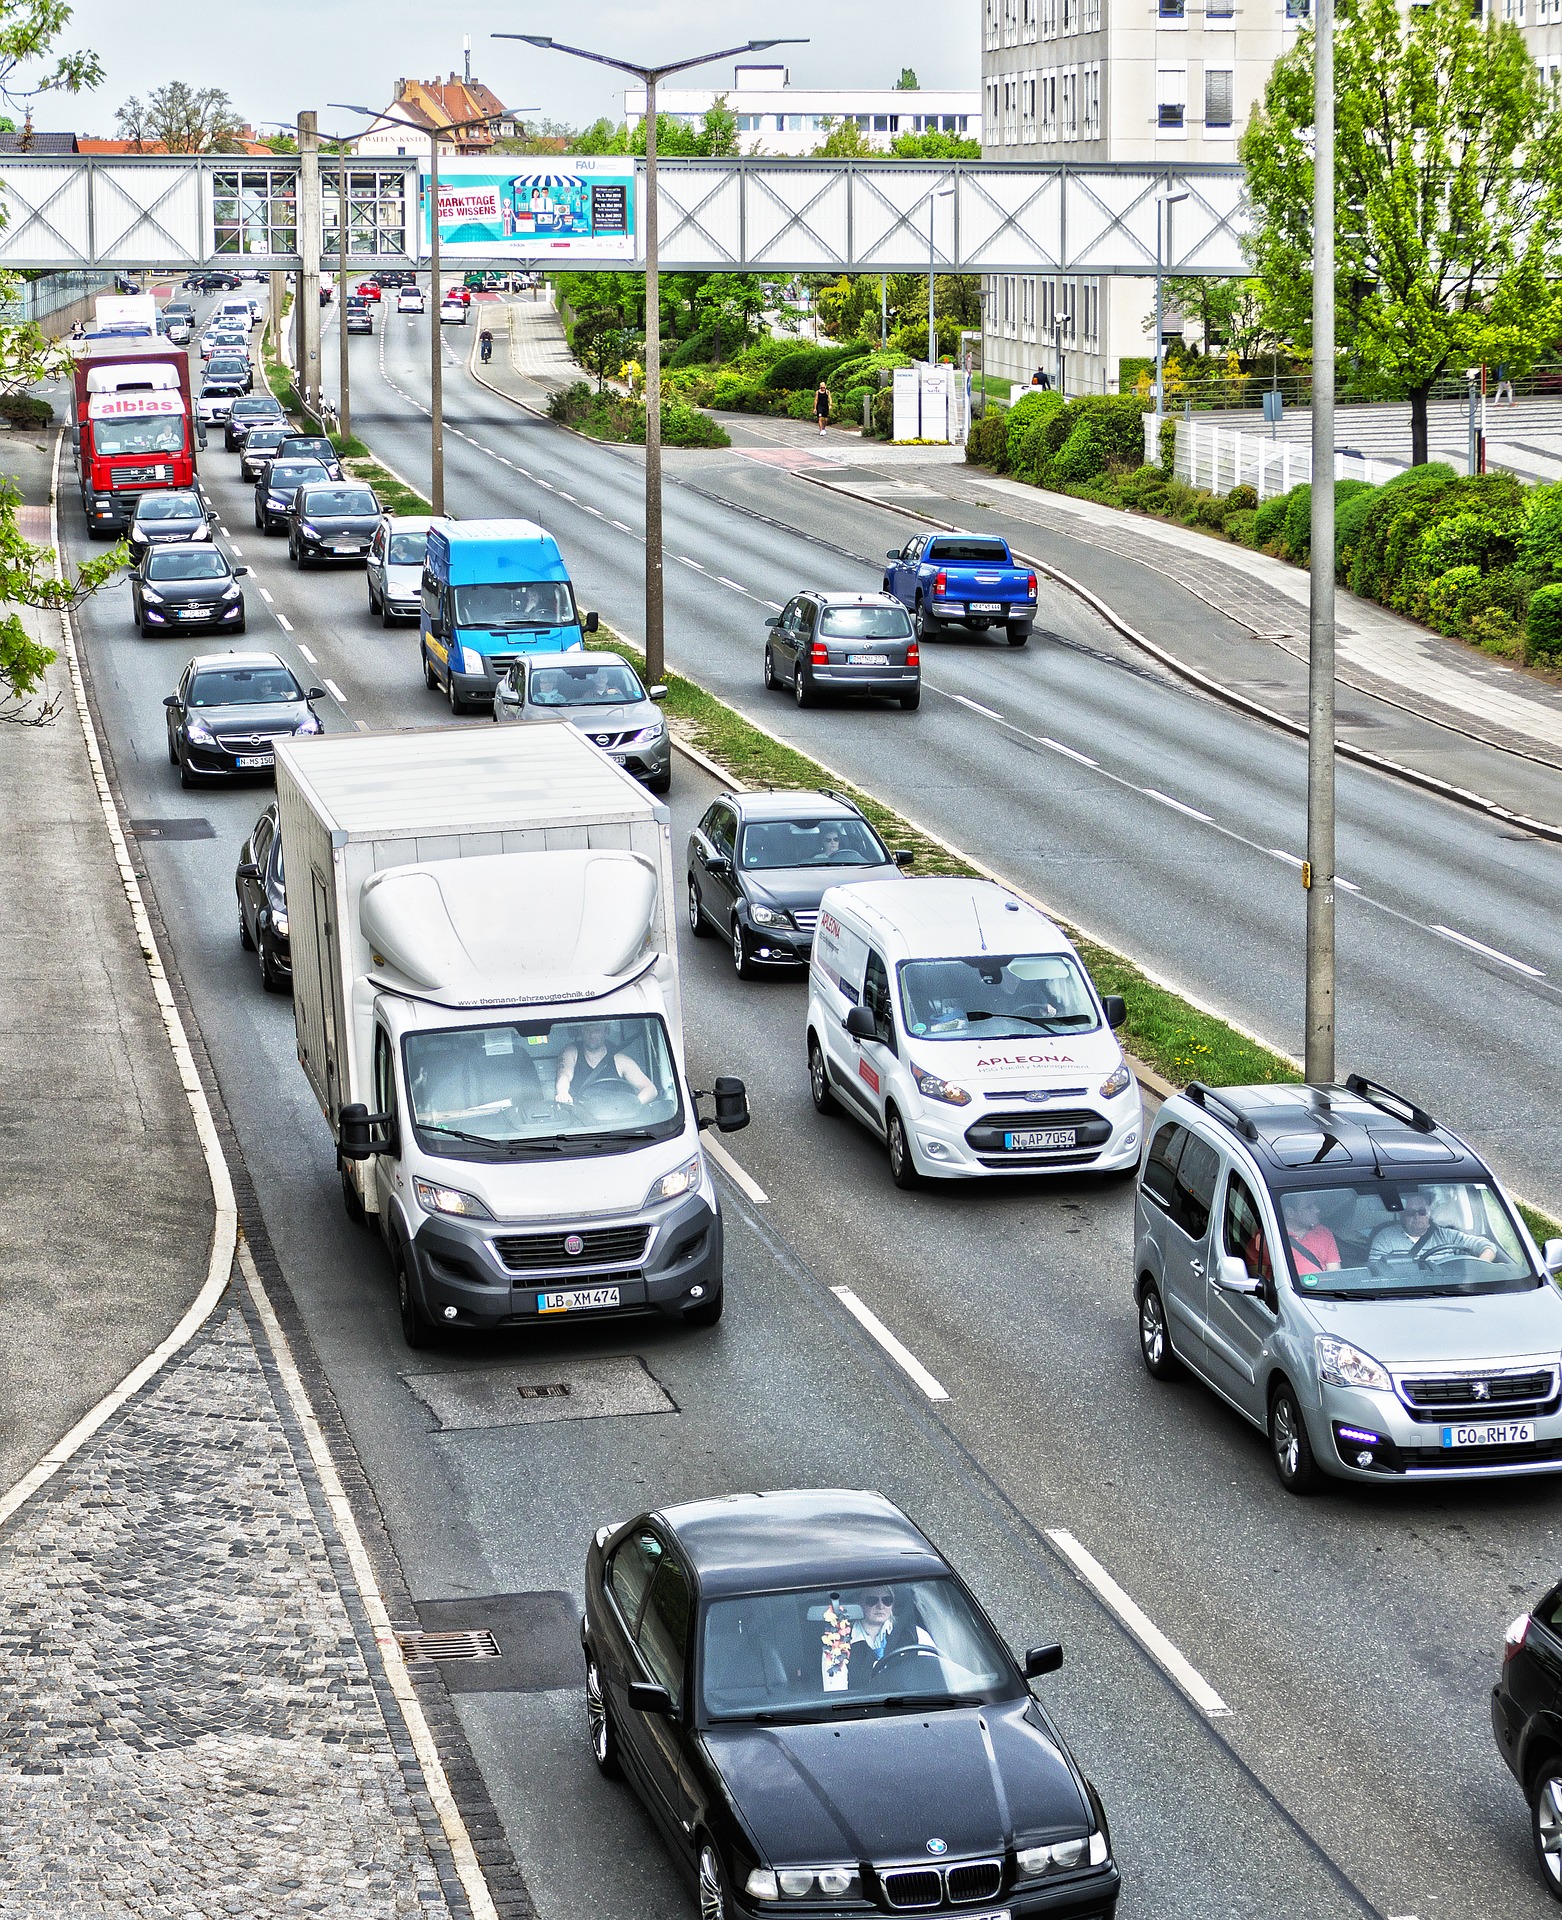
1134, 1076, 1562, 1493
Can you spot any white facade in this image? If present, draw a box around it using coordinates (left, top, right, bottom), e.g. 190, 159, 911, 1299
625, 64, 978, 156
981, 0, 1302, 396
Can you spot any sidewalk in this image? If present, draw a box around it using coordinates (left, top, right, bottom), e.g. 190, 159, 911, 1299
0, 440, 498, 1917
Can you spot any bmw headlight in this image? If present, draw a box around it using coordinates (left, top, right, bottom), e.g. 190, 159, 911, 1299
912, 1065, 972, 1106
1099, 1062, 1133, 1100
744, 1866, 861, 1901
748, 903, 791, 929
1017, 1834, 1098, 1879
644, 1154, 702, 1210
412, 1176, 493, 1219
1316, 1337, 1392, 1392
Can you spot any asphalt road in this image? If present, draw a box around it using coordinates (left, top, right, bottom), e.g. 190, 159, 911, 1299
56, 289, 1562, 1920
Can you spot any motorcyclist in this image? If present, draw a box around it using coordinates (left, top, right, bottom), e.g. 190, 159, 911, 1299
479, 328, 493, 364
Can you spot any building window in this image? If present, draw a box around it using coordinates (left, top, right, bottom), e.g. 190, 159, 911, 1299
1159, 0, 1186, 17
1083, 63, 1102, 135
1062, 0, 1076, 29
986, 0, 1002, 49
1022, 276, 1037, 344
1157, 68, 1187, 130
1005, 0, 1022, 39
985, 82, 1000, 143
1040, 70, 1058, 140
1060, 278, 1075, 339
873, 114, 890, 131
1042, 0, 1059, 35
1023, 0, 1040, 37
1003, 78, 1019, 143
1022, 75, 1038, 141
1286, 0, 1310, 17
1002, 276, 1018, 339
1084, 0, 1102, 26
1061, 67, 1078, 137
1204, 68, 1234, 128
1082, 277, 1100, 345
1206, 0, 1235, 17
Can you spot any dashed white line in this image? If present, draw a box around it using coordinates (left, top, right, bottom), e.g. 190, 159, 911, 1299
274, 613, 294, 632
535, 479, 554, 491
952, 693, 1003, 722
555, 489, 577, 503
716, 576, 748, 593
703, 1137, 768, 1205
296, 644, 317, 663
353, 719, 371, 733
1143, 788, 1213, 823
323, 678, 348, 705
611, 519, 632, 533
831, 1287, 949, 1401
1046, 1530, 1232, 1718
1271, 851, 1360, 893
258, 588, 274, 604
1040, 735, 1098, 767
679, 555, 705, 570
226, 541, 243, 556
1432, 925, 1545, 977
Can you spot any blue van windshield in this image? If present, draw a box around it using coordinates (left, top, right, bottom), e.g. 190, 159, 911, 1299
454, 581, 574, 629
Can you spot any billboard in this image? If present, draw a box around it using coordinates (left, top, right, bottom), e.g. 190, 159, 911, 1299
424, 156, 635, 260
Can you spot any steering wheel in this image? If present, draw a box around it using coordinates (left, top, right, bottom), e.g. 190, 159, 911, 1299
872, 1643, 942, 1675
573, 1082, 645, 1124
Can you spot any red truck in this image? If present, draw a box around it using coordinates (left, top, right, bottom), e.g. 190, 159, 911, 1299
70, 338, 198, 538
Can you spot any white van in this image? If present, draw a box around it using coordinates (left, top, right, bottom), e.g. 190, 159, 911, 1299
218, 297, 256, 331
806, 877, 1143, 1185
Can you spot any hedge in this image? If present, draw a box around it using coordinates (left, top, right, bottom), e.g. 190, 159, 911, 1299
0, 392, 52, 426
1527, 584, 1562, 660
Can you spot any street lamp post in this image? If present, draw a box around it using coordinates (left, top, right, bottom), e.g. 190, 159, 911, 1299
495, 34, 806, 685
928, 183, 953, 371
1153, 187, 1187, 421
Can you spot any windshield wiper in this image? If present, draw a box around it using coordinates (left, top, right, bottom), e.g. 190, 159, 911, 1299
418, 1122, 563, 1155
962, 1010, 1093, 1032
825, 1691, 981, 1716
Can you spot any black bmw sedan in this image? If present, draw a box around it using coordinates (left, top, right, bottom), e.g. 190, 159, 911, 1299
582, 1489, 1119, 1920
163, 651, 325, 788
287, 481, 381, 567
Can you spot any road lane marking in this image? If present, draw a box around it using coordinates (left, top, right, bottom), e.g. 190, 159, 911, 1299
611, 519, 632, 532
1143, 787, 1213, 823
556, 489, 576, 502
1270, 848, 1304, 868
1040, 735, 1098, 767
1045, 1529, 1232, 1719
1336, 877, 1361, 892
763, 600, 784, 611
703, 1137, 768, 1205
831, 1287, 948, 1401
258, 588, 274, 603
1432, 925, 1544, 977
353, 719, 371, 732
679, 555, 705, 570
275, 613, 294, 632
226, 541, 243, 555
716, 576, 748, 592
324, 678, 348, 705
297, 643, 317, 663
953, 693, 1003, 721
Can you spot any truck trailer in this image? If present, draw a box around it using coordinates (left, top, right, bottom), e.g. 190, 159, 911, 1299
274, 720, 748, 1348
70, 337, 197, 537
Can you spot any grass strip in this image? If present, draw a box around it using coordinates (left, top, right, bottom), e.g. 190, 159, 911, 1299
582, 628, 1295, 1091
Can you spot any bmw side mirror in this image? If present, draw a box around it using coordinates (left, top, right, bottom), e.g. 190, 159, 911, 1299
1545, 1238, 1562, 1272
306, 686, 326, 701
162, 694, 179, 708
1214, 1254, 1262, 1296
885, 549, 900, 562
845, 1004, 877, 1042
893, 849, 915, 868
627, 1680, 675, 1716
1102, 994, 1127, 1029
649, 685, 668, 701
237, 860, 261, 881
583, 610, 600, 633
1023, 1643, 1063, 1678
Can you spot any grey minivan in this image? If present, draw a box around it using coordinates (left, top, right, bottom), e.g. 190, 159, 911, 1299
1134, 1076, 1562, 1493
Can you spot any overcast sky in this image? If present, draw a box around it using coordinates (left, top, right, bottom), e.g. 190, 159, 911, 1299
64, 0, 979, 137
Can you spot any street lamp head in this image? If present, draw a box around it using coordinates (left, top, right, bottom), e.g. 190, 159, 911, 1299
327, 104, 379, 119
491, 34, 554, 46
746, 39, 809, 49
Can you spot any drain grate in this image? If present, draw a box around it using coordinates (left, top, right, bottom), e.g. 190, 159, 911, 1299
517, 1382, 570, 1401
129, 817, 216, 841
395, 1628, 502, 1665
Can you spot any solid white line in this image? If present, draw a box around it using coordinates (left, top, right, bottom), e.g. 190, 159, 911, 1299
763, 600, 784, 611
324, 678, 348, 704
1337, 877, 1361, 893
1046, 1529, 1232, 1719
831, 1287, 949, 1401
1040, 735, 1098, 767
953, 693, 1003, 722
1432, 924, 1544, 977
296, 643, 317, 663
258, 587, 274, 604
1143, 788, 1213, 823
703, 1137, 768, 1205
274, 613, 294, 632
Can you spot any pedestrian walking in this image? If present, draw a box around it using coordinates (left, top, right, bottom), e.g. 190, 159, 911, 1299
814, 379, 831, 436
1495, 361, 1514, 407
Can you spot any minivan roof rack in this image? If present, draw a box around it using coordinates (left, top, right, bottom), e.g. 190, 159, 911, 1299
1344, 1073, 1435, 1134
1184, 1082, 1259, 1140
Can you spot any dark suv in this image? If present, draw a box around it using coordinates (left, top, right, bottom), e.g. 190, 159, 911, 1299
1495, 1587, 1562, 1900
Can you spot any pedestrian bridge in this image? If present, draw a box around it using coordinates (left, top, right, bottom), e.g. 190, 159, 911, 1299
0, 153, 1249, 276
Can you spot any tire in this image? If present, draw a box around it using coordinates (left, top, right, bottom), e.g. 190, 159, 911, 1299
808, 1035, 837, 1115
763, 645, 778, 691
232, 617, 246, 635
1531, 1764, 1562, 1901
1138, 1281, 1181, 1380
683, 1289, 723, 1328
395, 1246, 433, 1349
239, 899, 256, 951
793, 666, 814, 709
423, 647, 440, 691
645, 769, 671, 795
178, 754, 196, 790
886, 1104, 921, 1190
584, 1656, 622, 1779
381, 600, 396, 630
167, 730, 178, 766
368, 581, 380, 616
259, 935, 285, 994
900, 688, 921, 711
731, 917, 756, 980
448, 671, 463, 715
1269, 1380, 1321, 1494
697, 1844, 730, 1920
913, 597, 940, 642
341, 1163, 367, 1226
1007, 623, 1030, 648
687, 877, 709, 938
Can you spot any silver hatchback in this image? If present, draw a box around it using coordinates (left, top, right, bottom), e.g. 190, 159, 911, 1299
1134, 1076, 1562, 1493
493, 651, 671, 793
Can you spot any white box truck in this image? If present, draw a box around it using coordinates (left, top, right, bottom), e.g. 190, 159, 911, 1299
274, 721, 748, 1348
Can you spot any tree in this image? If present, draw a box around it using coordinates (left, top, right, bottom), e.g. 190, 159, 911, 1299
0, 0, 100, 119
1242, 0, 1562, 465
1161, 276, 1275, 363
115, 81, 246, 154
895, 68, 919, 90
888, 129, 981, 161
811, 116, 876, 159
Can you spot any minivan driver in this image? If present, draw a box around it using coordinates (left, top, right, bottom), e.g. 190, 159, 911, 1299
554, 1020, 657, 1108
1369, 1190, 1498, 1268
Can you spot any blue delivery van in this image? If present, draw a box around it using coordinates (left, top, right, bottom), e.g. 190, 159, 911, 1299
420, 518, 599, 709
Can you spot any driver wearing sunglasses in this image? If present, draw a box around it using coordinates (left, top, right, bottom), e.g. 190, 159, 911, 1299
1368, 1190, 1499, 1268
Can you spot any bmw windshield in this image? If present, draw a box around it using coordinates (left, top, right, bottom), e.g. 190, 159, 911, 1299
1278, 1180, 1538, 1298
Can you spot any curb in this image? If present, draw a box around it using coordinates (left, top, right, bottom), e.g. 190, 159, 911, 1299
795, 470, 1562, 847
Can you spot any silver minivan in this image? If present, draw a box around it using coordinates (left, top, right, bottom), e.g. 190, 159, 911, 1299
1134, 1076, 1562, 1492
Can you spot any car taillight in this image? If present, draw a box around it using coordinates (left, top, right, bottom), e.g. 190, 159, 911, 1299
1026, 572, 1038, 596
811, 640, 829, 665
934, 569, 947, 595
906, 642, 919, 666
1505, 1613, 1532, 1661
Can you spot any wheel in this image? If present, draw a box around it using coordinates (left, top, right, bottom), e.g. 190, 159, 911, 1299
1269, 1380, 1320, 1494
645, 769, 671, 795
259, 935, 285, 994
731, 917, 756, 979
1138, 1281, 1181, 1380
448, 670, 463, 714
687, 878, 709, 938
1531, 1765, 1562, 1900
368, 580, 381, 615
167, 728, 178, 766
808, 1035, 837, 1115
763, 645, 778, 691
238, 899, 256, 951
913, 597, 939, 642
178, 753, 196, 790
886, 1104, 921, 1190
697, 1844, 730, 1920
341, 1163, 367, 1225
253, 505, 263, 529
899, 688, 921, 711
380, 598, 396, 630
232, 616, 246, 635
683, 1289, 723, 1327
423, 647, 439, 691
395, 1246, 433, 1348
584, 1656, 622, 1778
793, 666, 814, 709
1007, 623, 1030, 648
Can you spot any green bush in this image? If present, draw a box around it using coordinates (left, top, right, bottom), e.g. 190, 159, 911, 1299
1116, 464, 1170, 509
1253, 488, 1295, 550
1158, 415, 1177, 474
1225, 484, 1258, 515
841, 383, 872, 427
1334, 482, 1381, 577
545, 380, 730, 447
1518, 481, 1562, 580
1047, 395, 1149, 485
0, 392, 51, 425
872, 387, 894, 439
1281, 483, 1314, 564
1426, 565, 1484, 634
1526, 583, 1562, 661
1005, 389, 1066, 479
1194, 495, 1229, 531
1225, 509, 1260, 547
1418, 509, 1518, 580
763, 341, 869, 391
1470, 607, 1521, 656
966, 410, 1010, 470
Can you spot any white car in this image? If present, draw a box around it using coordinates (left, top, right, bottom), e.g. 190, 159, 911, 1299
398, 286, 426, 314
439, 297, 467, 325
807, 877, 1142, 1186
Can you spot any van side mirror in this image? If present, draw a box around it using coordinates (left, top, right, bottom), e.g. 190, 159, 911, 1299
627, 1680, 675, 1716
845, 1004, 877, 1042
893, 849, 915, 868
696, 1076, 750, 1135
1213, 1254, 1262, 1296
1023, 1642, 1063, 1678
1545, 1238, 1562, 1272
583, 610, 599, 633
338, 1101, 394, 1161
1102, 994, 1127, 1029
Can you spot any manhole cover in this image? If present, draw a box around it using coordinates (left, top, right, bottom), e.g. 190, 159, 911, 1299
403, 1355, 677, 1431
396, 1629, 501, 1664
129, 817, 216, 840
401, 1592, 583, 1693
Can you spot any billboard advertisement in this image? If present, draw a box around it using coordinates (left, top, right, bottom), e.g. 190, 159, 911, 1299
424, 156, 636, 259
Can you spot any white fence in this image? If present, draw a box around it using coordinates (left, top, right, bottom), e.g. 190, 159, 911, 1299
1157, 414, 1408, 496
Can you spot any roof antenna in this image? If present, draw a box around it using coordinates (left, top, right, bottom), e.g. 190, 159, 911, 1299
464, 34, 472, 84
973, 899, 988, 953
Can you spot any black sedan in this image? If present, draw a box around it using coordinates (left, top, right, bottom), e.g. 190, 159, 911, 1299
583, 1489, 1118, 1920
236, 802, 291, 992
1494, 1586, 1562, 1898
287, 481, 380, 568
163, 651, 325, 788
254, 459, 331, 533
183, 270, 241, 291
128, 490, 214, 558
225, 394, 288, 451
274, 434, 344, 479
131, 544, 248, 637
688, 789, 911, 976
240, 426, 292, 484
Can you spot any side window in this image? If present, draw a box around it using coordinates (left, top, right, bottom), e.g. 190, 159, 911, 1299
710, 807, 737, 858
1141, 1121, 1186, 1211
863, 951, 897, 1051
371, 527, 385, 561
1222, 1171, 1275, 1288
251, 815, 273, 866
798, 600, 818, 634
608, 1528, 664, 1632
902, 537, 921, 562
373, 1027, 399, 1133
421, 569, 440, 619
636, 1557, 693, 1706
1172, 1135, 1220, 1242
781, 597, 802, 633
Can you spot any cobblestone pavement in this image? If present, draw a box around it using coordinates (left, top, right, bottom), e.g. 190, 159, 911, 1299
0, 1286, 474, 1920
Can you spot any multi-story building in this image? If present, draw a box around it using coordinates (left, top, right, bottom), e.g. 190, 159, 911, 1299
625, 63, 979, 156
980, 0, 1302, 395
356, 68, 522, 159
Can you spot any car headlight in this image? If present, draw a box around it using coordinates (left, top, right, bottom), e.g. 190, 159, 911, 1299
1099, 1062, 1133, 1100
140, 588, 164, 604
267, 493, 286, 506
1316, 1336, 1392, 1392
744, 1867, 861, 1902
645, 1154, 702, 1210
1017, 1835, 1093, 1879
294, 712, 323, 736
271, 909, 289, 937
185, 716, 215, 744
221, 582, 242, 600
748, 903, 791, 929
629, 720, 666, 745
412, 1176, 493, 1219
299, 520, 320, 538
912, 1065, 972, 1106
461, 646, 486, 676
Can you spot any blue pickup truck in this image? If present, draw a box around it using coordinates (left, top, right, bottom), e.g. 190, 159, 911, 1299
882, 532, 1038, 647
